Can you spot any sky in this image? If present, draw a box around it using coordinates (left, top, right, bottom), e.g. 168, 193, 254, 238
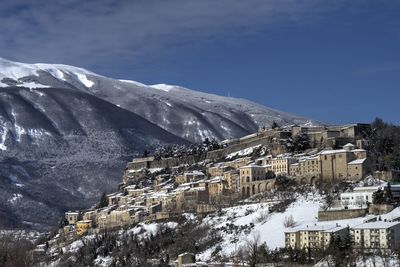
1, 0, 399, 125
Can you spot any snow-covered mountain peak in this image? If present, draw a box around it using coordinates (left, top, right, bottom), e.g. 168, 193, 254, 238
0, 57, 324, 143
119, 79, 147, 87
0, 57, 96, 88
149, 84, 178, 92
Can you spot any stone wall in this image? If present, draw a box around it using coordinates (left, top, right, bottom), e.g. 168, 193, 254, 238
125, 131, 287, 171
318, 208, 367, 221
368, 204, 394, 215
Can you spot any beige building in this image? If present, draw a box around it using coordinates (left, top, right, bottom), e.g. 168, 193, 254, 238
65, 211, 80, 225
177, 253, 196, 267
319, 144, 369, 182
208, 176, 228, 201
83, 210, 98, 223
124, 186, 149, 197
289, 156, 320, 182
175, 171, 205, 184
207, 164, 230, 177
227, 157, 252, 169
223, 169, 240, 192
239, 164, 274, 198
285, 224, 348, 250
347, 158, 369, 180
175, 187, 209, 212
351, 221, 400, 251
271, 155, 296, 175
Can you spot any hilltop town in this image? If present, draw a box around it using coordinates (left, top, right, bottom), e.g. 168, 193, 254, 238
64, 124, 374, 233
36, 122, 400, 266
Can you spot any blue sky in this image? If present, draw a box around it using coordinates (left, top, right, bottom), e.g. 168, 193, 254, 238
1, 0, 399, 124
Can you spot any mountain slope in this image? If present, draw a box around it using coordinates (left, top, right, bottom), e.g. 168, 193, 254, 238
0, 57, 323, 143
0, 86, 187, 230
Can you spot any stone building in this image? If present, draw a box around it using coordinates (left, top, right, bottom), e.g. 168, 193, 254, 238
177, 253, 196, 267
65, 211, 80, 225
289, 156, 320, 182
175, 187, 209, 212
239, 163, 274, 198
291, 124, 371, 147
176, 171, 205, 184
223, 169, 240, 192
319, 143, 369, 182
208, 176, 228, 202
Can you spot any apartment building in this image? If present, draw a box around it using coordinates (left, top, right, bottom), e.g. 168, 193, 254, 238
223, 169, 240, 192
285, 224, 348, 250
351, 221, 400, 251
289, 156, 320, 180
271, 154, 296, 175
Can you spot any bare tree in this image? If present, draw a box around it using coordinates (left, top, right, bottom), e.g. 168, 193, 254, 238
283, 215, 297, 228
244, 232, 262, 267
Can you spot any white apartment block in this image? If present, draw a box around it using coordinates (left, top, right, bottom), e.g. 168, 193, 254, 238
351, 221, 400, 251
340, 186, 379, 208
285, 224, 348, 250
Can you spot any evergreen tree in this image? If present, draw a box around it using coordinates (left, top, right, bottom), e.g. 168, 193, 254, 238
142, 149, 150, 157
386, 183, 393, 203
271, 121, 279, 129
98, 192, 108, 208
373, 189, 385, 204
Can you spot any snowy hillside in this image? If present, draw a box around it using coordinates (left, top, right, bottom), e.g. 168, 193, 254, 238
36, 193, 400, 266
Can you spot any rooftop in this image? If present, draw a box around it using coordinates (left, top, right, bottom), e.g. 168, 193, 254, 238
348, 158, 367, 165
240, 163, 265, 169
352, 221, 400, 229
285, 224, 346, 233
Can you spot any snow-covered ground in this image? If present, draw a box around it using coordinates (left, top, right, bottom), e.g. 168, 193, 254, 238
225, 145, 261, 159
197, 194, 400, 261
315, 256, 399, 267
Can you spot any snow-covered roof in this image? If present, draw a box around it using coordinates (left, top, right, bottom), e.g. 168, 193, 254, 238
65, 211, 80, 215
184, 171, 204, 176
353, 149, 367, 152
319, 149, 347, 155
348, 158, 367, 165
352, 221, 400, 229
344, 143, 356, 148
240, 163, 264, 169
209, 176, 225, 184
352, 185, 381, 192
286, 224, 346, 233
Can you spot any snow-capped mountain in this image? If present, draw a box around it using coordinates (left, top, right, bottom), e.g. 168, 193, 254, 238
0, 57, 322, 143
0, 57, 322, 229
